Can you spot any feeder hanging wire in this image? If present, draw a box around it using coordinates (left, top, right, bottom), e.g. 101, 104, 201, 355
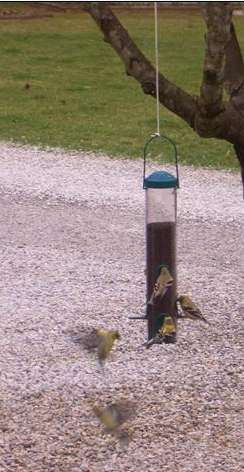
154, 1, 160, 137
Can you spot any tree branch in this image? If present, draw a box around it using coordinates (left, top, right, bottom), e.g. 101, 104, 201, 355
224, 22, 244, 95
199, 3, 232, 118
30, 2, 85, 11
85, 2, 197, 128
30, 2, 68, 11
85, 1, 244, 190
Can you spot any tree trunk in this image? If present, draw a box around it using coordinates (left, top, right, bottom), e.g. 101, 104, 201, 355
234, 143, 244, 197
199, 3, 232, 118
224, 23, 244, 95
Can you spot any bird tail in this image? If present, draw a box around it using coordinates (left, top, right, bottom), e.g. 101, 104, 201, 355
147, 294, 154, 306
144, 336, 162, 349
202, 316, 210, 324
145, 339, 155, 349
117, 430, 131, 448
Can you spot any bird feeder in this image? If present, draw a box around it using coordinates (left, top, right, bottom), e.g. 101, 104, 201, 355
143, 134, 179, 341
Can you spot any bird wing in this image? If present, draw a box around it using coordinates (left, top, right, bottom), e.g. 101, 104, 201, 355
112, 401, 137, 424
97, 333, 116, 363
93, 401, 136, 430
93, 405, 118, 431
186, 305, 199, 315
70, 327, 99, 351
182, 302, 209, 323
148, 278, 173, 305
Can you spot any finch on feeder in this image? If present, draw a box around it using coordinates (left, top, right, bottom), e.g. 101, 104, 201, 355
159, 314, 177, 337
145, 314, 176, 348
148, 265, 173, 305
177, 295, 209, 324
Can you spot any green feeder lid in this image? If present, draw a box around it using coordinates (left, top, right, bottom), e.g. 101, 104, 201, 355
144, 171, 177, 189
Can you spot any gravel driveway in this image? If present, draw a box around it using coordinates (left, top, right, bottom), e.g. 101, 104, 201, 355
0, 142, 243, 472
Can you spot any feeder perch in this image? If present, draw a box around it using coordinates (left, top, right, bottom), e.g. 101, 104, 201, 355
143, 134, 179, 341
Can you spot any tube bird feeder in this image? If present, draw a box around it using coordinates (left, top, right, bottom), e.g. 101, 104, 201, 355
143, 134, 179, 342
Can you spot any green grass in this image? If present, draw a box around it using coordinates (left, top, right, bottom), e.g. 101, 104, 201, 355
0, 6, 243, 169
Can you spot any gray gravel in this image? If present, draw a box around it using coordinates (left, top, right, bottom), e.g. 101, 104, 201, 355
0, 142, 243, 472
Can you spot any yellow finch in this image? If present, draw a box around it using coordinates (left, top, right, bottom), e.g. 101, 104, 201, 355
96, 329, 120, 365
145, 314, 176, 348
148, 266, 173, 306
159, 314, 177, 337
177, 295, 209, 324
93, 400, 135, 445
74, 327, 120, 365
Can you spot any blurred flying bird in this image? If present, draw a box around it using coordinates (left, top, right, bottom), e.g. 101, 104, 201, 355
177, 295, 209, 324
72, 327, 120, 365
93, 400, 135, 445
148, 265, 173, 306
96, 329, 120, 366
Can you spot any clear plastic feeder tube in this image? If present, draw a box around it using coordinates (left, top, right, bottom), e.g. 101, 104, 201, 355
146, 187, 176, 224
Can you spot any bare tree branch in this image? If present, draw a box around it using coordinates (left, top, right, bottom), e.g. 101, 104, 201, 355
224, 22, 244, 95
85, 2, 197, 128
199, 2, 232, 117
30, 2, 86, 11
30, 2, 68, 11
86, 1, 244, 192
